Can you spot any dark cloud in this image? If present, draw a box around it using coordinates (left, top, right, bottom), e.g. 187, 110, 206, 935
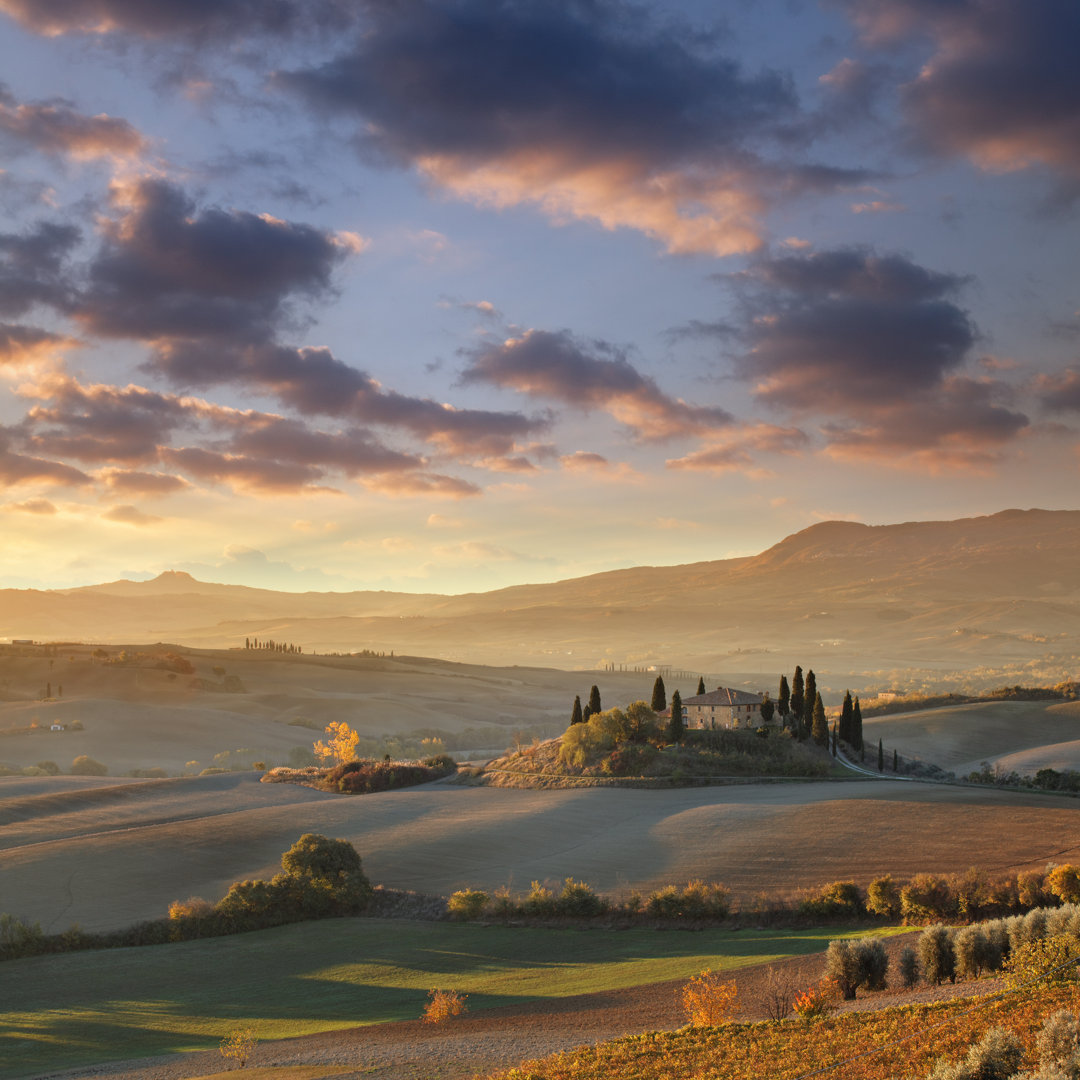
839, 0, 1080, 180
0, 426, 91, 487
0, 221, 80, 317
0, 86, 145, 160
148, 340, 548, 460
461, 328, 732, 441
279, 0, 871, 254
76, 179, 350, 342
159, 446, 327, 493
0, 322, 77, 365
0, 0, 357, 41
729, 247, 976, 410
1035, 368, 1080, 412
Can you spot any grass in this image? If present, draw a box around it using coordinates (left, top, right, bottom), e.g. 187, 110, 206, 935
0, 917, 907, 1079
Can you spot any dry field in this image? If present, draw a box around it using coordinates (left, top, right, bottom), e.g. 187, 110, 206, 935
0, 645, 678, 775
863, 699, 1080, 774
3, 770, 1080, 934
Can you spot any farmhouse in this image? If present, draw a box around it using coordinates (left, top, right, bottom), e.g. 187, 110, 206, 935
682, 686, 765, 729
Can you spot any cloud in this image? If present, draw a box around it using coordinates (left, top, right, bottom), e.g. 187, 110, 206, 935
0, 322, 77, 367
148, 339, 548, 461
0, 0, 357, 41
361, 472, 481, 499
462, 328, 732, 440
5, 497, 57, 514
159, 446, 329, 493
0, 220, 80, 317
102, 503, 162, 526
840, 0, 1080, 181
559, 450, 639, 480
666, 423, 809, 475
728, 247, 975, 411
1035, 368, 1080, 412
279, 0, 871, 255
851, 200, 906, 214
431, 539, 554, 565
0, 426, 91, 487
99, 468, 189, 497
76, 178, 352, 342
0, 86, 145, 161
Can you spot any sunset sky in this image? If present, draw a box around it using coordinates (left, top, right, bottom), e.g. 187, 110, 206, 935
0, 0, 1077, 593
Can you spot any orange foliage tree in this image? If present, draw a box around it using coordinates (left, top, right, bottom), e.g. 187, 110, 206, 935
313, 721, 360, 765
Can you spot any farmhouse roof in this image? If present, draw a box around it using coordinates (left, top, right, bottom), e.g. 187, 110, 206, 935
683, 687, 763, 707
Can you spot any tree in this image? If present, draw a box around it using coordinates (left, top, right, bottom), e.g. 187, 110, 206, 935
803, 670, 817, 738
696, 676, 706, 696
582, 704, 593, 723
812, 692, 828, 747
852, 696, 864, 752
588, 685, 602, 715
893, 747, 898, 771
839, 691, 854, 744
878, 737, 885, 772
759, 693, 775, 725
651, 675, 666, 712
669, 690, 684, 743
313, 721, 361, 766
831, 722, 837, 756
71, 755, 107, 776
790, 667, 804, 729
777, 675, 790, 723
570, 695, 583, 726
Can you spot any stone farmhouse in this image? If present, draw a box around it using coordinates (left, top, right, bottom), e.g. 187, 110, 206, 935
682, 686, 765, 729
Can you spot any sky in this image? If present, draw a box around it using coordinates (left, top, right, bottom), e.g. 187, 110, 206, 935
0, 0, 1077, 594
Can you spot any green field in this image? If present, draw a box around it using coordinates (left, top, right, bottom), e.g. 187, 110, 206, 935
0, 917, 907, 1079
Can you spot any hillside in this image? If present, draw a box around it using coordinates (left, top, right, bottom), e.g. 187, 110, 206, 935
2, 508, 1080, 684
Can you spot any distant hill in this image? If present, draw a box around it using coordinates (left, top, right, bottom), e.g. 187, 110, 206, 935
4, 508, 1080, 686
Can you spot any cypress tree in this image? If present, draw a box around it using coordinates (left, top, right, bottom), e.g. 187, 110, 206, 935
582, 704, 593, 723
588, 685, 601, 714
651, 675, 666, 712
778, 675, 790, 723
696, 676, 706, 696
878, 738, 884, 772
831, 721, 838, 756
669, 690, 684, 743
570, 695, 583, 726
893, 747, 898, 772
840, 691, 854, 745
803, 670, 817, 738
812, 692, 828, 747
790, 667, 804, 729
759, 693, 775, 725
852, 696, 864, 752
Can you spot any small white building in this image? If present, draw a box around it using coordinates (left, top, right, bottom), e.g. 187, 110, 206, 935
682, 687, 765, 730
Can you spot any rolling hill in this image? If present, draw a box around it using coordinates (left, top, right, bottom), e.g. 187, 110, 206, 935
2, 508, 1079, 684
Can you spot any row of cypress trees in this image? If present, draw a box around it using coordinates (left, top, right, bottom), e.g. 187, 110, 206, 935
775, 666, 864, 751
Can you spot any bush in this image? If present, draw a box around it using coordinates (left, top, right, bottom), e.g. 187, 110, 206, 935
423, 989, 468, 1024
792, 977, 839, 1019
556, 878, 606, 917
524, 881, 556, 917
35, 760, 60, 775
1048, 865, 1080, 905
1032, 1009, 1080, 1075
681, 970, 738, 1026
447, 889, 489, 920
70, 755, 107, 776
866, 875, 901, 919
1002, 934, 1079, 991
825, 939, 861, 1000
559, 722, 614, 769
423, 753, 457, 776
0, 914, 45, 959
279, 833, 373, 911
800, 881, 863, 919
852, 938, 889, 991
918, 925, 956, 985
901, 874, 955, 923
644, 881, 731, 920
927, 1026, 1022, 1080
219, 1027, 258, 1068
899, 946, 920, 988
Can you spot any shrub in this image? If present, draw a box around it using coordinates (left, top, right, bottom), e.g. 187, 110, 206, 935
926, 1026, 1022, 1080
644, 881, 731, 920
1002, 934, 1079, 991
899, 946, 920, 989
918, 925, 956, 985
681, 970, 738, 1026
219, 1026, 258, 1068
866, 875, 901, 919
800, 881, 863, 920
1032, 1009, 1080, 1075
422, 989, 468, 1024
1048, 865, 1080, 905
792, 977, 839, 1019
524, 881, 557, 917
70, 755, 107, 776
35, 760, 60, 775
1018, 869, 1051, 909
559, 722, 614, 769
825, 940, 861, 1000
279, 833, 373, 911
423, 753, 457, 775
852, 938, 889, 991
901, 874, 955, 923
556, 878, 606, 917
447, 889, 489, 920
0, 914, 45, 959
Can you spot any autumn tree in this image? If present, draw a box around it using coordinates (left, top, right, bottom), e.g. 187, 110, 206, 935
570, 695, 583, 725
669, 690, 684, 743
651, 675, 666, 712
313, 721, 361, 766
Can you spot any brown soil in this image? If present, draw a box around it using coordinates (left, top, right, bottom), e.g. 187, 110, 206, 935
33, 932, 1000, 1080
